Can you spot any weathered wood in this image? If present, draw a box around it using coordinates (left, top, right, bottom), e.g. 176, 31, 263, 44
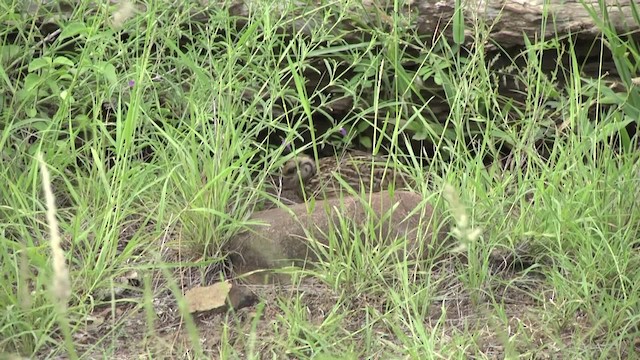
460, 0, 636, 47
22, 0, 638, 48
222, 0, 636, 47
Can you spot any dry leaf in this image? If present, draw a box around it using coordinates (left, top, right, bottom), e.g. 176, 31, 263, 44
184, 281, 232, 313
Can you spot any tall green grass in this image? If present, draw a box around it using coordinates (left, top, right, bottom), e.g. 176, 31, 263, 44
0, 0, 638, 358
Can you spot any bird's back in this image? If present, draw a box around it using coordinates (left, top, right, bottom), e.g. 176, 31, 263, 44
300, 151, 415, 200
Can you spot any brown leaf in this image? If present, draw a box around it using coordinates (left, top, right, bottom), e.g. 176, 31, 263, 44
184, 281, 232, 313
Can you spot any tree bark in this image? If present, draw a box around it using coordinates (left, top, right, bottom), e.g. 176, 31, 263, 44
222, 0, 637, 47
23, 0, 638, 47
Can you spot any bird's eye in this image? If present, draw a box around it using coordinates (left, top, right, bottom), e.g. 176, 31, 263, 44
300, 162, 316, 178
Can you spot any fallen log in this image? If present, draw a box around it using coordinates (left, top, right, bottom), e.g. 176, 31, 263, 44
20, 0, 638, 48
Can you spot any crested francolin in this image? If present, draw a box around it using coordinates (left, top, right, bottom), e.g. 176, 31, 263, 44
280, 150, 416, 200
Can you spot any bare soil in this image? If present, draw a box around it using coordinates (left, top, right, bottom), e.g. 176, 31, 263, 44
37, 250, 618, 360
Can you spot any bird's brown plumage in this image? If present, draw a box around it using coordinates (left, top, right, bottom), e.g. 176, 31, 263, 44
280, 151, 416, 200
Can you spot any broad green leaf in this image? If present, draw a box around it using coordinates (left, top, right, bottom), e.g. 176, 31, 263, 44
53, 56, 75, 67
28, 57, 52, 72
23, 73, 41, 92
359, 135, 372, 148
100, 63, 118, 86
59, 22, 88, 40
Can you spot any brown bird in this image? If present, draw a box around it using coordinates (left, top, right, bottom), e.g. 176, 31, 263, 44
280, 151, 416, 201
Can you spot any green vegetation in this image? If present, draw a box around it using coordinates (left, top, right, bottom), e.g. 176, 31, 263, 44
1, 0, 638, 358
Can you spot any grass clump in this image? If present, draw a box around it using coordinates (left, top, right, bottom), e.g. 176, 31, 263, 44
1, 0, 639, 358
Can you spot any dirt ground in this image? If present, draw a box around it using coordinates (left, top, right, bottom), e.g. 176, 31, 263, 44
36, 245, 627, 360
26, 205, 640, 360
